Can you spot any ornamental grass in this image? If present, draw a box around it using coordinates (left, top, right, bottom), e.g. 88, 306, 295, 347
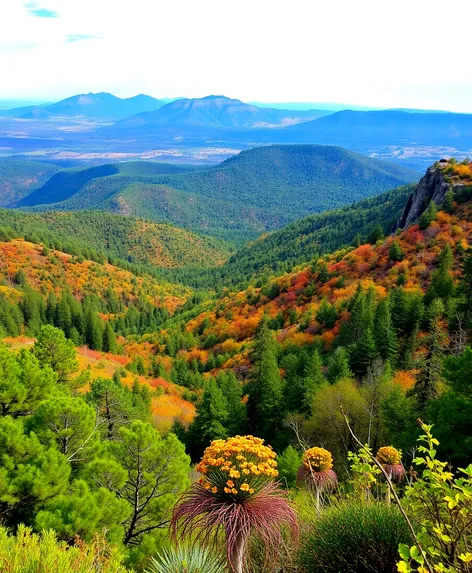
171, 435, 298, 573
297, 501, 412, 573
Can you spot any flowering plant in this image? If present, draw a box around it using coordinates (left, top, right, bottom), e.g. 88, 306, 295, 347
172, 436, 297, 573
298, 447, 338, 492
196, 435, 278, 501
376, 446, 404, 481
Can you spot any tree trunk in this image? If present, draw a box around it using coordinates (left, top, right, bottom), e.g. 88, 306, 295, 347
230, 531, 246, 573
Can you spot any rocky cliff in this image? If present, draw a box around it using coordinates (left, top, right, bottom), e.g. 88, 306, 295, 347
396, 160, 450, 229
396, 159, 472, 230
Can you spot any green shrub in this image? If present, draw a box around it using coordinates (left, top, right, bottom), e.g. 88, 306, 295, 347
0, 524, 130, 572
298, 501, 412, 573
146, 544, 226, 573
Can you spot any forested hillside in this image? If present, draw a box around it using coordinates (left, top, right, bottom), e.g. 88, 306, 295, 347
0, 159, 60, 206
0, 209, 232, 269
0, 159, 470, 572
15, 145, 418, 244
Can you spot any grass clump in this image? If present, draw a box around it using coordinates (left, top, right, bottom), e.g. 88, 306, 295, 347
298, 501, 412, 573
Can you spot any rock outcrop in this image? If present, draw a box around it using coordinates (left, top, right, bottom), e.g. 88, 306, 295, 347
395, 161, 450, 230
395, 161, 450, 229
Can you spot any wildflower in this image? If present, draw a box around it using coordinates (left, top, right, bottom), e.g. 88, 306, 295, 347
376, 446, 405, 482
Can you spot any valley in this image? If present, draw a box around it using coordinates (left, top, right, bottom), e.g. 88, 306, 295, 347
0, 96, 471, 573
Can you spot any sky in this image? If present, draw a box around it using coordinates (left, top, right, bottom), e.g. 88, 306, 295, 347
1, 0, 472, 112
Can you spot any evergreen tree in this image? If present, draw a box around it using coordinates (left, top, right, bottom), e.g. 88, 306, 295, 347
442, 189, 454, 213
425, 245, 455, 304
389, 240, 404, 262
189, 379, 228, 452
0, 416, 70, 527
428, 346, 472, 467
350, 327, 378, 378
0, 345, 56, 417
373, 298, 398, 364
86, 377, 136, 440
368, 223, 384, 244
302, 348, 325, 413
458, 248, 472, 327
33, 325, 78, 387
28, 396, 98, 465
327, 347, 352, 382
316, 298, 337, 329
85, 309, 103, 351
246, 318, 284, 442
216, 371, 247, 436
419, 200, 437, 229
413, 300, 446, 414
85, 421, 190, 547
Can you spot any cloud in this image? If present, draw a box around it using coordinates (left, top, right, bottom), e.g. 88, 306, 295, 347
65, 34, 100, 43
24, 2, 58, 18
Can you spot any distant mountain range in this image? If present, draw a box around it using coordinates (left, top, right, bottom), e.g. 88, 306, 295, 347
0, 92, 166, 120
268, 109, 472, 148
114, 95, 331, 130
11, 144, 418, 245
2, 93, 471, 172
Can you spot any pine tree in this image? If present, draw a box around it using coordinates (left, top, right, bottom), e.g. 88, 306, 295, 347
442, 189, 454, 213
33, 325, 78, 386
102, 323, 117, 354
350, 327, 378, 378
413, 313, 446, 414
85, 309, 103, 351
302, 348, 325, 413
389, 240, 404, 262
316, 298, 337, 329
368, 223, 384, 244
188, 379, 228, 453
458, 248, 472, 327
419, 200, 437, 229
246, 318, 284, 442
425, 245, 455, 304
373, 298, 398, 364
327, 347, 352, 382
216, 371, 247, 436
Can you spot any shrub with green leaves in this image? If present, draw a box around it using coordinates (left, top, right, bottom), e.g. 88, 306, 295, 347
0, 524, 130, 573
146, 544, 226, 573
397, 423, 472, 573
298, 501, 412, 573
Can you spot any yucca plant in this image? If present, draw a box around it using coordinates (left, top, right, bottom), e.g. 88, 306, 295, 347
171, 435, 298, 573
146, 544, 226, 573
297, 447, 337, 513
376, 446, 405, 505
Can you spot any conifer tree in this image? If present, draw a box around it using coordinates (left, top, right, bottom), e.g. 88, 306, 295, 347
327, 347, 352, 382
302, 348, 325, 413
419, 200, 437, 229
374, 298, 398, 364
389, 240, 404, 262
425, 244, 455, 304
216, 371, 247, 436
350, 327, 378, 378
102, 323, 117, 354
33, 325, 78, 386
246, 318, 284, 442
368, 223, 384, 244
413, 299, 446, 413
442, 189, 454, 213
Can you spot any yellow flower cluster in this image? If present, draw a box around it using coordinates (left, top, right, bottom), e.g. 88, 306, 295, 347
376, 446, 401, 466
196, 435, 278, 498
302, 447, 333, 472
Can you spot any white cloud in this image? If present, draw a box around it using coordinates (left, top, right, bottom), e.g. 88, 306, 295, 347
1, 0, 472, 112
